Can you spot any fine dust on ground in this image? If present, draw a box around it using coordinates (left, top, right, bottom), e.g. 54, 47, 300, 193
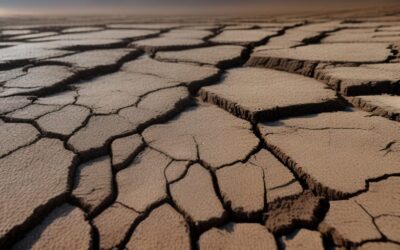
1, 5, 400, 250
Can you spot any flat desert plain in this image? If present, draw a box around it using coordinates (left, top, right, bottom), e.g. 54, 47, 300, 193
0, 6, 400, 250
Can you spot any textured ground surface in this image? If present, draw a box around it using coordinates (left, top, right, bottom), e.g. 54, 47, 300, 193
1, 7, 400, 250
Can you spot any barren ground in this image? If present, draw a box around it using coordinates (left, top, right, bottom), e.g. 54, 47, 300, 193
1, 6, 400, 250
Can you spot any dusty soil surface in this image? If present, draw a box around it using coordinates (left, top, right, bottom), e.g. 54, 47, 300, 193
1, 6, 400, 250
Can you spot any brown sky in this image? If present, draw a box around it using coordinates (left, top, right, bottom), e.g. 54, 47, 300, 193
0, 0, 399, 16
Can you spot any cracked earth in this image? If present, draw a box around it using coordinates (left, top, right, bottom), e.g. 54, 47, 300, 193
1, 6, 400, 250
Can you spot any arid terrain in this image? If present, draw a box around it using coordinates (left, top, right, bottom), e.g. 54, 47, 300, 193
0, 6, 400, 250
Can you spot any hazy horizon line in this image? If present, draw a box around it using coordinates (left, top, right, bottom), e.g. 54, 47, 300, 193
1, 1, 399, 16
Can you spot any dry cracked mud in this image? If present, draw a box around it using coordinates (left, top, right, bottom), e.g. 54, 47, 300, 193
1, 8, 400, 250
316, 63, 400, 96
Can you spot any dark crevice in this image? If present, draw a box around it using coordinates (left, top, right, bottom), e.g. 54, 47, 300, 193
2, 150, 80, 249
269, 179, 299, 191
169, 163, 230, 234
133, 84, 187, 107
167, 161, 193, 185
295, 27, 345, 47
163, 163, 198, 250
0, 26, 168, 83
131, 25, 226, 56
1, 197, 66, 248
259, 166, 269, 214
265, 138, 400, 200
3, 103, 65, 124
61, 31, 163, 52
388, 43, 399, 62
207, 166, 232, 224
144, 142, 183, 161
67, 89, 193, 162
321, 231, 342, 250
354, 240, 400, 249
2, 49, 144, 98
262, 141, 309, 191
88, 219, 100, 250
332, 200, 399, 249
117, 203, 159, 250
350, 94, 400, 121
0, 134, 41, 159
71, 179, 115, 220
111, 137, 146, 172
152, 46, 249, 70
216, 123, 264, 170
115, 201, 142, 214
355, 201, 385, 240
275, 233, 285, 250
192, 136, 201, 161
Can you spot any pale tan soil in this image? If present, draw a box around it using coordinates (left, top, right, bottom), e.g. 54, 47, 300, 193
1, 7, 400, 249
